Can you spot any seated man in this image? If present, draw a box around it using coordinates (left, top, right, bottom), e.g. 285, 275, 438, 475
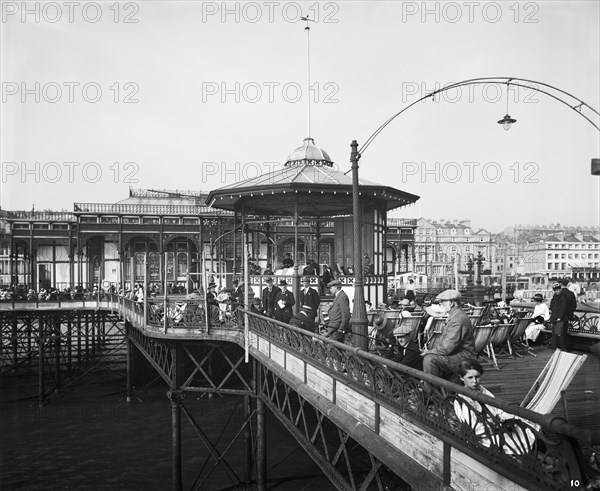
421, 289, 476, 380
289, 305, 316, 332
391, 323, 423, 371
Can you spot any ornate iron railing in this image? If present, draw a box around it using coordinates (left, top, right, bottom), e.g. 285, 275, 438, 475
73, 202, 229, 215
6, 210, 76, 221
245, 312, 591, 490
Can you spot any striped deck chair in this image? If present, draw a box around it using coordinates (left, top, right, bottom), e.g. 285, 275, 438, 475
521, 349, 588, 415
473, 323, 496, 354
484, 322, 514, 370
424, 317, 447, 351
393, 314, 424, 341
509, 312, 535, 357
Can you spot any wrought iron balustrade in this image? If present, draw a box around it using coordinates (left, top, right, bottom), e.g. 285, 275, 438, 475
245, 312, 592, 490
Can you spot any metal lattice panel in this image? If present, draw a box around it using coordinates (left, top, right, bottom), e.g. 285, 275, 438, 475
258, 364, 392, 491
181, 343, 253, 394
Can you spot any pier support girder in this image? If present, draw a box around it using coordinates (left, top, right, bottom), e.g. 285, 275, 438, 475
257, 363, 404, 491
125, 322, 254, 395
0, 309, 124, 405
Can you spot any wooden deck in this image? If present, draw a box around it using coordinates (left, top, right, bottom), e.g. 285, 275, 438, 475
483, 345, 600, 440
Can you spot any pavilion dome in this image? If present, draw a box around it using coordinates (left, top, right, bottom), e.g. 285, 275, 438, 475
285, 137, 333, 167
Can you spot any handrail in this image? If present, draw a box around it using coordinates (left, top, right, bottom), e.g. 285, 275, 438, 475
242, 310, 591, 445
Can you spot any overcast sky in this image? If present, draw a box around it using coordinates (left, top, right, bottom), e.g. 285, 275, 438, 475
1, 1, 599, 233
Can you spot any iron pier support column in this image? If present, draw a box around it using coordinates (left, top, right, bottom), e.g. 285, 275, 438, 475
38, 314, 45, 407
53, 315, 61, 392
256, 397, 267, 491
243, 394, 253, 487
126, 330, 133, 403
168, 389, 184, 491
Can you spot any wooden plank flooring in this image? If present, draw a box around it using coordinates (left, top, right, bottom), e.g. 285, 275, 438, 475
482, 345, 600, 439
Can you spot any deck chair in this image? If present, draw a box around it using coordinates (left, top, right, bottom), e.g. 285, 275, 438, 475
509, 312, 536, 357
521, 349, 588, 415
473, 323, 496, 354
393, 314, 423, 340
368, 310, 402, 355
424, 317, 446, 350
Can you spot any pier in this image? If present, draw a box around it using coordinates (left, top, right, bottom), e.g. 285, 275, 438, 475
2, 296, 598, 490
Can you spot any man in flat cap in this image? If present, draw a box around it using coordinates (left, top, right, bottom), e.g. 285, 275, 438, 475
324, 279, 350, 342
289, 305, 316, 332
274, 279, 295, 323
299, 276, 320, 321
391, 321, 423, 371
261, 277, 280, 318
421, 289, 476, 380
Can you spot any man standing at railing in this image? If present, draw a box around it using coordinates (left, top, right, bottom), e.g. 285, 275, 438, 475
420, 289, 476, 381
274, 279, 295, 323
299, 276, 320, 321
324, 280, 350, 343
262, 277, 280, 318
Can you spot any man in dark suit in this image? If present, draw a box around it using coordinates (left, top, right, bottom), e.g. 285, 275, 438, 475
549, 278, 577, 351
289, 305, 316, 332
324, 279, 350, 343
274, 279, 295, 323
206, 282, 219, 307
320, 265, 332, 295
299, 276, 320, 321
391, 325, 423, 371
262, 278, 280, 318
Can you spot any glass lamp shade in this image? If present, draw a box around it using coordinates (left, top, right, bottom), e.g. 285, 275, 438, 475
498, 114, 517, 131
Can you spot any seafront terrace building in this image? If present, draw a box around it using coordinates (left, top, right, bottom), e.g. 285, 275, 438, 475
412, 218, 495, 287
523, 233, 600, 282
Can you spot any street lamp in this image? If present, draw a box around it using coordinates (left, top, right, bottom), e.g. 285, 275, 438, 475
349, 76, 598, 347
350, 140, 368, 350
497, 81, 517, 130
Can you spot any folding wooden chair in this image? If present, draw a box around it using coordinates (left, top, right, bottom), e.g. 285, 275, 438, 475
473, 323, 496, 355
521, 349, 587, 415
487, 322, 514, 366
509, 312, 536, 357
424, 317, 446, 351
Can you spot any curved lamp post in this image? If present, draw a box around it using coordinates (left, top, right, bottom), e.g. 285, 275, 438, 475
350, 76, 599, 348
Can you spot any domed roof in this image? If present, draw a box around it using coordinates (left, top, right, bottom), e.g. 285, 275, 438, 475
285, 138, 333, 167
